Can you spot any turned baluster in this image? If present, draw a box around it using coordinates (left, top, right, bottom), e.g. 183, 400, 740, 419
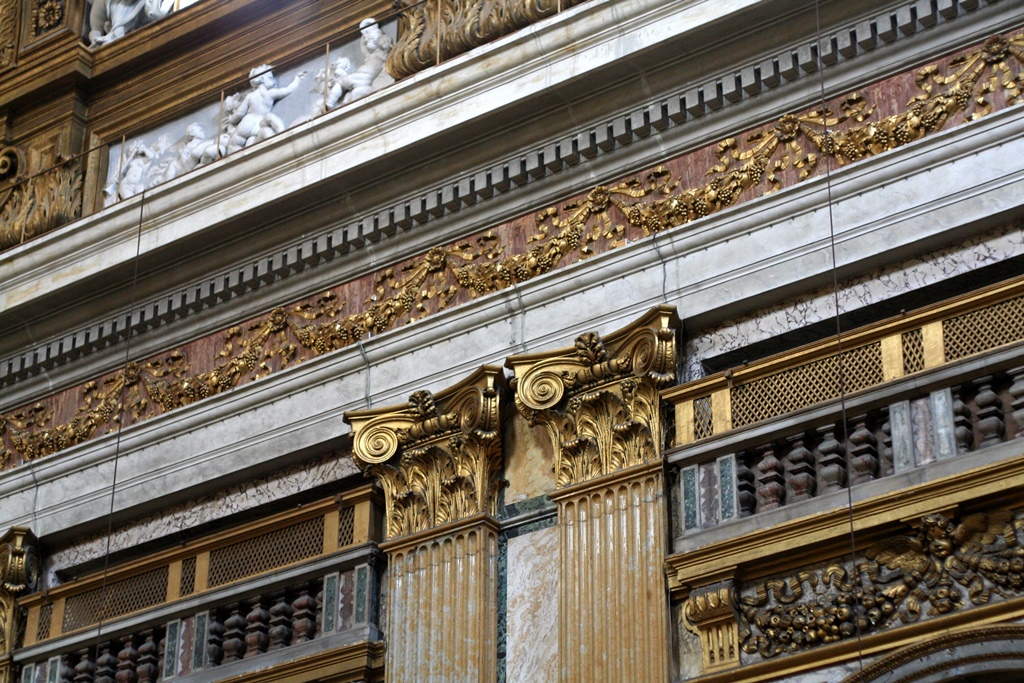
877, 411, 894, 477
114, 635, 138, 683
291, 585, 318, 644
221, 604, 247, 663
268, 590, 293, 651
206, 611, 225, 667
735, 452, 756, 517
974, 376, 1005, 448
784, 433, 815, 502
244, 597, 270, 658
848, 416, 878, 485
1009, 366, 1024, 439
73, 648, 95, 683
59, 655, 76, 683
755, 444, 785, 511
952, 385, 974, 453
94, 644, 117, 683
816, 426, 846, 493
135, 630, 159, 683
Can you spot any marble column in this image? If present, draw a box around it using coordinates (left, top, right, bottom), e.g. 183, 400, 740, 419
345, 366, 506, 683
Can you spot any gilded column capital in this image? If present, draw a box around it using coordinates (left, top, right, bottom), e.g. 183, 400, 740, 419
506, 306, 679, 488
0, 527, 40, 682
345, 366, 506, 540
683, 580, 741, 672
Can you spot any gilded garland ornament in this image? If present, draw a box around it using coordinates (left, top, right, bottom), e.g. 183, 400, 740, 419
0, 0, 16, 70
738, 510, 1024, 659
1, 30, 1022, 468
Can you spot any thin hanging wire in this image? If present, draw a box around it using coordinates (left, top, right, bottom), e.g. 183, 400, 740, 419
812, 0, 866, 675
90, 188, 148, 659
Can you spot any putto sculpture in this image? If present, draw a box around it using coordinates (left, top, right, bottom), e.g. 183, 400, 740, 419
88, 0, 174, 47
226, 65, 307, 154
341, 19, 393, 105
100, 17, 394, 205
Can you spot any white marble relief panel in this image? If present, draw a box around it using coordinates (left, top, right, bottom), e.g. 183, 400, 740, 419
103, 17, 397, 205
44, 450, 361, 584
684, 221, 1024, 381
506, 525, 559, 683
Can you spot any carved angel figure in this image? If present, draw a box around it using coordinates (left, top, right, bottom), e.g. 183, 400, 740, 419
340, 19, 393, 105
225, 65, 307, 154
291, 57, 353, 126
88, 0, 174, 47
158, 123, 224, 182
104, 139, 158, 206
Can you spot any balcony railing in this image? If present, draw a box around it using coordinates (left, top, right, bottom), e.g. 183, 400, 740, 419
15, 485, 382, 682
663, 276, 1024, 536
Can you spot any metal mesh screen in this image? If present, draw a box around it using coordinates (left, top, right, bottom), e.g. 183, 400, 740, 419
62, 566, 169, 633
693, 395, 713, 440
36, 602, 52, 642
902, 328, 925, 375
943, 295, 1024, 362
338, 506, 356, 547
208, 516, 325, 588
180, 556, 197, 597
731, 343, 884, 428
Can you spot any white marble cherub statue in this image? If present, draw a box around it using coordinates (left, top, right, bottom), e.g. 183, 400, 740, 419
293, 57, 353, 125
89, 0, 174, 47
103, 139, 156, 206
159, 123, 214, 182
340, 19, 393, 105
226, 65, 307, 154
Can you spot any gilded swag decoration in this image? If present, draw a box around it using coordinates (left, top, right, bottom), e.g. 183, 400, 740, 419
2, 30, 1022, 469
739, 510, 1024, 659
507, 307, 678, 488
345, 366, 505, 540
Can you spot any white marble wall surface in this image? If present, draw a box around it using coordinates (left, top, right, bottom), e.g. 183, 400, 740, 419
684, 221, 1024, 381
44, 450, 360, 584
505, 525, 559, 683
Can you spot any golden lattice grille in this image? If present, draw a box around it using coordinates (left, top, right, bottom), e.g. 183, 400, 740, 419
731, 343, 883, 428
943, 295, 1024, 362
693, 395, 713, 440
338, 506, 356, 547
207, 516, 325, 588
180, 556, 196, 597
36, 602, 52, 642
62, 567, 169, 632
902, 328, 925, 375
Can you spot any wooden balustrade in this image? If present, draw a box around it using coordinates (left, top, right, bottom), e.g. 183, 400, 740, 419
665, 275, 1024, 447
20, 485, 380, 648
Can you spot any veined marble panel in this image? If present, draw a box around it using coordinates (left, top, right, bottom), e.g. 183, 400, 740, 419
504, 412, 556, 504
505, 525, 559, 683
684, 221, 1024, 381
43, 450, 359, 583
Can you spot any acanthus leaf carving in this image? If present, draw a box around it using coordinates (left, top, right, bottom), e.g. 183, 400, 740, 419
0, 527, 40, 669
738, 509, 1024, 660
345, 366, 506, 540
508, 306, 678, 488
386, 0, 584, 80
0, 0, 16, 70
0, 156, 82, 252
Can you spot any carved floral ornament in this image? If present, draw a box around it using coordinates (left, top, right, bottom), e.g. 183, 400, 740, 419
679, 508, 1024, 672
386, 0, 585, 79
507, 306, 678, 488
1, 30, 1023, 468
345, 366, 506, 540
0, 527, 39, 661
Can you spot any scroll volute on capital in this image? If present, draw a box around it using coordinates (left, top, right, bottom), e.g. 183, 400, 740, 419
506, 305, 680, 415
